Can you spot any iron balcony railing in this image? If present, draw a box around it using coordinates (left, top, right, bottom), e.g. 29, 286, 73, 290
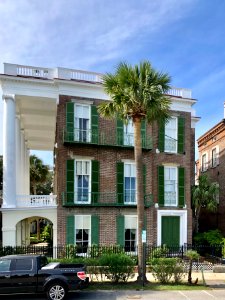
63, 128, 152, 150
62, 192, 154, 208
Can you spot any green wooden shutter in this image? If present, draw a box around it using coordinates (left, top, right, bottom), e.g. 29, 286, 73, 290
66, 160, 74, 204
158, 166, 164, 207
158, 120, 165, 152
91, 215, 99, 245
141, 120, 146, 148
178, 167, 185, 207
66, 102, 74, 142
117, 215, 125, 246
91, 105, 98, 144
66, 216, 75, 244
117, 119, 124, 146
91, 160, 99, 204
117, 162, 124, 204
178, 117, 185, 154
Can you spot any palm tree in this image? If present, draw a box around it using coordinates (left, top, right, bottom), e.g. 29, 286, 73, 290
30, 155, 50, 195
98, 61, 171, 282
192, 174, 219, 233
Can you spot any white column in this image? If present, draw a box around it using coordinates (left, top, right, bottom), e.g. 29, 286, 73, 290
24, 144, 30, 195
16, 115, 21, 195
2, 94, 16, 208
27, 148, 30, 195
20, 129, 25, 194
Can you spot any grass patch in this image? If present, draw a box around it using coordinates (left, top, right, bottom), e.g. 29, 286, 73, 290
86, 281, 210, 291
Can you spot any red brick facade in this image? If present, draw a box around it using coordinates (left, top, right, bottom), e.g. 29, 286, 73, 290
197, 119, 225, 233
55, 95, 195, 246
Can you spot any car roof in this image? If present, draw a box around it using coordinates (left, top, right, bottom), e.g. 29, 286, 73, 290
0, 254, 42, 259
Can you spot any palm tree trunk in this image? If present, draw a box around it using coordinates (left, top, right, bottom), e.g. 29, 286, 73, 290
133, 118, 146, 283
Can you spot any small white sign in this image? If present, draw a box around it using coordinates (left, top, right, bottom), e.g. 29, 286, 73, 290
142, 230, 146, 243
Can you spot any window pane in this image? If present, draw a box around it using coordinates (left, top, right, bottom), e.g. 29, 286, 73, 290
165, 117, 177, 152
164, 167, 177, 206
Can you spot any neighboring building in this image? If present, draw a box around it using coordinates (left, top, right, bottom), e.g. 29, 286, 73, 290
197, 106, 225, 233
0, 63, 199, 250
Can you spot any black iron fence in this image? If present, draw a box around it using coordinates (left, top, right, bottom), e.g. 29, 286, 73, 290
0, 244, 223, 264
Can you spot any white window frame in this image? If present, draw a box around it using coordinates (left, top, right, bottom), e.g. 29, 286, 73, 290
165, 117, 177, 153
74, 215, 91, 254
211, 146, 219, 167
124, 119, 134, 146
124, 162, 136, 204
74, 159, 91, 204
201, 152, 208, 172
124, 215, 137, 252
74, 103, 91, 142
157, 210, 187, 246
164, 166, 178, 207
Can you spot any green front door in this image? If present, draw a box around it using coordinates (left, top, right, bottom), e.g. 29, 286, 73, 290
161, 216, 180, 247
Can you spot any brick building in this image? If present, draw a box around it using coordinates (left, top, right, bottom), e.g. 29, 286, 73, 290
197, 106, 225, 233
0, 63, 198, 249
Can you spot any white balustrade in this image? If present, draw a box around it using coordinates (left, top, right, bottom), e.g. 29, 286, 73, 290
17, 195, 57, 208
166, 88, 192, 99
3, 63, 192, 98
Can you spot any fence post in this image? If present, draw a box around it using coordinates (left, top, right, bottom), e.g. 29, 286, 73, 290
181, 245, 184, 259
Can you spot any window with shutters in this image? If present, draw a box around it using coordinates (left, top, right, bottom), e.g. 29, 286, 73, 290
75, 215, 91, 253
75, 160, 91, 203
164, 166, 177, 206
125, 215, 137, 252
201, 153, 208, 171
165, 117, 177, 153
124, 119, 134, 146
211, 147, 219, 167
124, 163, 136, 204
75, 104, 90, 142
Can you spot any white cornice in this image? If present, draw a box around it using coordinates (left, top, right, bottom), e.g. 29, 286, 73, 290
0, 74, 197, 112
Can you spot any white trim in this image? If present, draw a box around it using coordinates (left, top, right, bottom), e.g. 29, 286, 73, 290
72, 99, 94, 105
164, 116, 177, 153
74, 215, 91, 248
162, 163, 180, 167
201, 151, 208, 172
164, 166, 178, 207
74, 159, 91, 204
157, 210, 187, 246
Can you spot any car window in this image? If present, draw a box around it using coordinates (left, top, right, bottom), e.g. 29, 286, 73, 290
0, 259, 11, 272
40, 256, 48, 268
15, 258, 33, 271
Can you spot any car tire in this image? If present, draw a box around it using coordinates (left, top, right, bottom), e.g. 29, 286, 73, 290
46, 282, 67, 300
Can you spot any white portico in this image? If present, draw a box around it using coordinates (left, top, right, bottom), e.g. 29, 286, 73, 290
1, 64, 58, 247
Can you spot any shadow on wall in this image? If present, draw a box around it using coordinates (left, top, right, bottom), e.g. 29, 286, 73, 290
198, 148, 225, 235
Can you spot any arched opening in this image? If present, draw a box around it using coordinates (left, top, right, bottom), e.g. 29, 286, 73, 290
16, 216, 53, 247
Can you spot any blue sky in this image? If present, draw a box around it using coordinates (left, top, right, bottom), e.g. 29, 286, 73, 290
0, 0, 225, 165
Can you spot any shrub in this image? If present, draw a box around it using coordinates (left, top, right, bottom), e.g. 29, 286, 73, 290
98, 253, 135, 283
150, 258, 185, 284
148, 245, 169, 260
204, 229, 223, 246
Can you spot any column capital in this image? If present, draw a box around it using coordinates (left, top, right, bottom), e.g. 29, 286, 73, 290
2, 94, 15, 102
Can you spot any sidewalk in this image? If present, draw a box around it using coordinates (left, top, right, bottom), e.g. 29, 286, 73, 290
145, 271, 225, 287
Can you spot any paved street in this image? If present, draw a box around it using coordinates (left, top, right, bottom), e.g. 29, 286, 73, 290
3, 289, 225, 300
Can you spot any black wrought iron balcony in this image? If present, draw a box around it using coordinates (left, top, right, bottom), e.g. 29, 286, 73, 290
62, 192, 153, 207
63, 128, 152, 150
